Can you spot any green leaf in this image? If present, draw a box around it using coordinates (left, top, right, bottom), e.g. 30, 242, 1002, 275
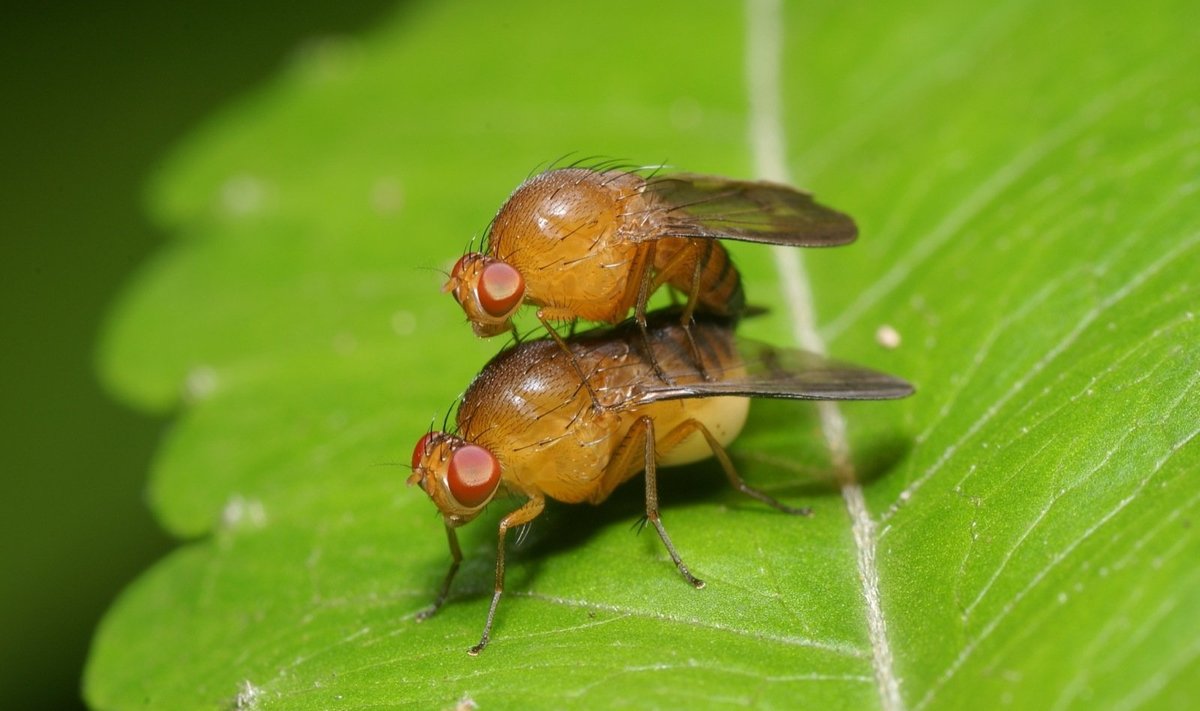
86, 1, 1199, 709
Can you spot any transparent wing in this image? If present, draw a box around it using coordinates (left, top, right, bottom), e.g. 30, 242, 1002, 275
630, 342, 914, 405
641, 173, 858, 246
610, 313, 913, 408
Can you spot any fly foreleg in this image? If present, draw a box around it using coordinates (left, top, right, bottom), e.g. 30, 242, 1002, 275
469, 494, 546, 656
416, 521, 464, 622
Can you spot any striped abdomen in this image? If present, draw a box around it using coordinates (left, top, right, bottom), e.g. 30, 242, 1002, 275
653, 237, 745, 316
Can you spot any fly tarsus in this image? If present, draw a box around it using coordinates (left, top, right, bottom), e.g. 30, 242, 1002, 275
679, 317, 715, 382
637, 318, 674, 384
468, 590, 503, 656
633, 416, 706, 589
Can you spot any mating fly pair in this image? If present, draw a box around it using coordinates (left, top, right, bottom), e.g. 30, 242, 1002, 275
442, 166, 857, 383
409, 166, 912, 654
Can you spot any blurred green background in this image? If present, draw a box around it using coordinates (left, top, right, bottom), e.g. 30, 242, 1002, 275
0, 2, 396, 708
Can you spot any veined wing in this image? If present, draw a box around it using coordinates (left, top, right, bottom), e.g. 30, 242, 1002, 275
614, 315, 913, 408
642, 173, 858, 246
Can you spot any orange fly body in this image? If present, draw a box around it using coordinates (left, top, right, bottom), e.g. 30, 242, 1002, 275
408, 310, 911, 654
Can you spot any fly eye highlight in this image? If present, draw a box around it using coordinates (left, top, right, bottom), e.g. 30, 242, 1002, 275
447, 444, 501, 508
476, 262, 524, 318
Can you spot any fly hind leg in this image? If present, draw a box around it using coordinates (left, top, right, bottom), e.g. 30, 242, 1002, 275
606, 416, 705, 588
631, 244, 675, 384
646, 241, 714, 381
658, 419, 811, 517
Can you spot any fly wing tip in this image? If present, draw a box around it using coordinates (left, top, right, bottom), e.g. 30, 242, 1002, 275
834, 374, 914, 400
881, 378, 915, 399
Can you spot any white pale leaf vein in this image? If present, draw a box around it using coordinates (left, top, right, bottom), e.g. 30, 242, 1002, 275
882, 230, 1200, 525
910, 270, 1071, 449
745, 1, 903, 709
913, 422, 1200, 711
1109, 612, 1200, 711
823, 67, 1159, 342
960, 346, 1195, 620
515, 591, 866, 656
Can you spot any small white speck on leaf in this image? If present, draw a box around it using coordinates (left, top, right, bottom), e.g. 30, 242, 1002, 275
291, 36, 363, 83
184, 365, 219, 402
235, 680, 262, 709
223, 495, 268, 530
220, 175, 268, 216
875, 324, 902, 349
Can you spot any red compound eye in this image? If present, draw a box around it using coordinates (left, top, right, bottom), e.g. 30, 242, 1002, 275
411, 432, 435, 471
476, 262, 525, 318
447, 444, 501, 508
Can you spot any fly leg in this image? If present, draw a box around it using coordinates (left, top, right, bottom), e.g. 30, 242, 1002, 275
678, 242, 711, 381
535, 310, 602, 410
647, 242, 713, 381
631, 243, 674, 384
469, 494, 546, 656
608, 416, 705, 588
416, 521, 463, 621
660, 419, 811, 516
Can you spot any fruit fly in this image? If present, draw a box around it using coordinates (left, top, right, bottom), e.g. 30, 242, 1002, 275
442, 167, 857, 380
407, 309, 912, 654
